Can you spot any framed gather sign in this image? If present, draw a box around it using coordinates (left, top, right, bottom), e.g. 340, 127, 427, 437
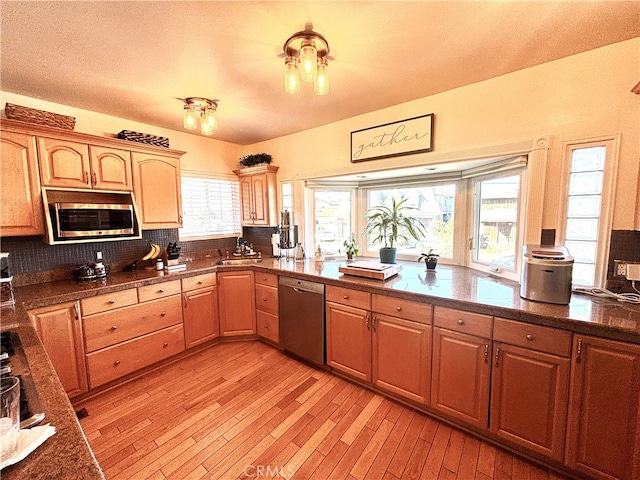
350, 113, 434, 163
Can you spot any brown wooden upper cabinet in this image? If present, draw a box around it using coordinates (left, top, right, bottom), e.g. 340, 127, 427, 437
234, 164, 279, 226
38, 137, 133, 191
132, 152, 182, 229
0, 130, 45, 236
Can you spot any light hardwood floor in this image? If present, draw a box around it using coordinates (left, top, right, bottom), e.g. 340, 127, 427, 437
77, 341, 568, 480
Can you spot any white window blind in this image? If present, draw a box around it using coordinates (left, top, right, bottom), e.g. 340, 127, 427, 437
179, 176, 241, 239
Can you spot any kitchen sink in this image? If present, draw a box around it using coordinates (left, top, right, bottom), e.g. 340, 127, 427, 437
216, 257, 263, 266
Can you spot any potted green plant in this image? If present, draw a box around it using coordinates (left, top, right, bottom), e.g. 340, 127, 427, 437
239, 152, 272, 167
418, 248, 439, 270
342, 234, 359, 261
364, 196, 426, 264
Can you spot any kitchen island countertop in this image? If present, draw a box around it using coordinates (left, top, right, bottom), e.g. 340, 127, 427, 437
2, 256, 640, 479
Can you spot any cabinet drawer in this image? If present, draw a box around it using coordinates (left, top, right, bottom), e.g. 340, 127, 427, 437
255, 283, 278, 315
182, 273, 216, 292
326, 285, 371, 310
81, 289, 138, 316
372, 294, 432, 324
493, 317, 571, 357
257, 310, 279, 343
255, 272, 278, 287
86, 324, 185, 388
138, 280, 181, 303
84, 295, 182, 352
434, 306, 493, 339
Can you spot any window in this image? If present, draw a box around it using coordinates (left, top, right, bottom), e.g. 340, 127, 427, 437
471, 173, 521, 273
560, 137, 619, 287
309, 188, 354, 256
179, 175, 241, 239
364, 184, 456, 259
281, 181, 293, 216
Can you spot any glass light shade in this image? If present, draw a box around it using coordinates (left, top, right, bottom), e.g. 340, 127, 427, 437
183, 106, 198, 130
314, 57, 329, 95
203, 107, 218, 131
284, 56, 300, 94
299, 40, 317, 83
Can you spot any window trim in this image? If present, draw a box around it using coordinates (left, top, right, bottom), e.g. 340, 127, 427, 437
557, 135, 620, 287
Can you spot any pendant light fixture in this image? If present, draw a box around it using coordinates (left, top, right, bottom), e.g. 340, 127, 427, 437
283, 28, 330, 95
182, 97, 219, 135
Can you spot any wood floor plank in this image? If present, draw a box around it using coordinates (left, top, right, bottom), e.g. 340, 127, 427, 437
78, 341, 573, 480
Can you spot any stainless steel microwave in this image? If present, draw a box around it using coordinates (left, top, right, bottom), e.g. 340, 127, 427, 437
53, 202, 135, 239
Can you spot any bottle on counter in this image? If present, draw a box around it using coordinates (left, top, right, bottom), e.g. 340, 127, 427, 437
315, 245, 324, 263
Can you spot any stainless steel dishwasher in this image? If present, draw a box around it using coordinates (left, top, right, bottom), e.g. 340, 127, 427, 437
278, 277, 325, 367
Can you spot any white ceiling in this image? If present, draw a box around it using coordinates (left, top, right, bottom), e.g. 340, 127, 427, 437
1, 1, 638, 146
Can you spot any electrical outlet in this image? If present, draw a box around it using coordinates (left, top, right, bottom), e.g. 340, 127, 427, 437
614, 260, 628, 277
626, 263, 640, 281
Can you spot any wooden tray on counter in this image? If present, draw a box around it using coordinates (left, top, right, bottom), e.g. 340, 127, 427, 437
339, 261, 402, 280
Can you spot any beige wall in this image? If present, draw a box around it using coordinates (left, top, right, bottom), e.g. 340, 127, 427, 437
2, 38, 639, 232
245, 38, 640, 231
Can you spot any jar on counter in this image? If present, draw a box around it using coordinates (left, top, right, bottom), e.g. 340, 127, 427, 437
156, 258, 164, 270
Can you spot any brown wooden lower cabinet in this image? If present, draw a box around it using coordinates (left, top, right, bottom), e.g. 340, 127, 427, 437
326, 301, 371, 382
28, 301, 88, 398
431, 327, 491, 429
183, 286, 219, 348
565, 334, 640, 480
86, 324, 185, 388
218, 270, 256, 336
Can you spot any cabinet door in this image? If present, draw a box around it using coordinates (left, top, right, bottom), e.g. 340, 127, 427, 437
373, 314, 431, 404
89, 146, 133, 191
0, 131, 44, 235
183, 286, 219, 348
218, 271, 256, 336
431, 327, 491, 429
490, 342, 569, 462
131, 152, 182, 228
38, 137, 91, 188
29, 302, 88, 398
251, 173, 268, 225
239, 176, 254, 224
565, 335, 640, 480
326, 301, 371, 382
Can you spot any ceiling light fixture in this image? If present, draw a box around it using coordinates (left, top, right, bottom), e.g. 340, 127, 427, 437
183, 97, 219, 135
283, 28, 330, 96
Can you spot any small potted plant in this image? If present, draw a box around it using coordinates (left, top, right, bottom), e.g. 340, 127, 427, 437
364, 197, 426, 264
342, 234, 359, 261
239, 152, 272, 167
418, 249, 439, 270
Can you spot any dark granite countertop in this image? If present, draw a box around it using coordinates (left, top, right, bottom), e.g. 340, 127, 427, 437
3, 256, 640, 479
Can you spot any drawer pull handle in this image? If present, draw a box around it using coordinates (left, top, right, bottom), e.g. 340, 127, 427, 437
526, 334, 534, 341
161, 312, 166, 316
396, 306, 401, 311
114, 360, 121, 366
484, 344, 489, 363
366, 314, 370, 330
372, 316, 377, 332
163, 342, 169, 347
576, 339, 582, 363
109, 300, 116, 304
110, 325, 117, 330
457, 319, 464, 325
495, 346, 501, 367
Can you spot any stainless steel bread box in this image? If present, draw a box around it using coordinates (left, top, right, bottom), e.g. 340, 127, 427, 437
520, 245, 573, 304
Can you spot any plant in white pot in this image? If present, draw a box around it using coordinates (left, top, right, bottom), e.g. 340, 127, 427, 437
364, 196, 426, 264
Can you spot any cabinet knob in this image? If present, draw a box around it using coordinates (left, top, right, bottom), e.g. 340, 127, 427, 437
458, 319, 464, 325
110, 325, 117, 330
343, 295, 348, 299
109, 300, 116, 304
161, 312, 166, 316
198, 281, 203, 285
396, 306, 402, 311
526, 334, 534, 341
263, 297, 268, 302
264, 324, 268, 329
163, 342, 169, 347
114, 360, 121, 366
158, 289, 164, 293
